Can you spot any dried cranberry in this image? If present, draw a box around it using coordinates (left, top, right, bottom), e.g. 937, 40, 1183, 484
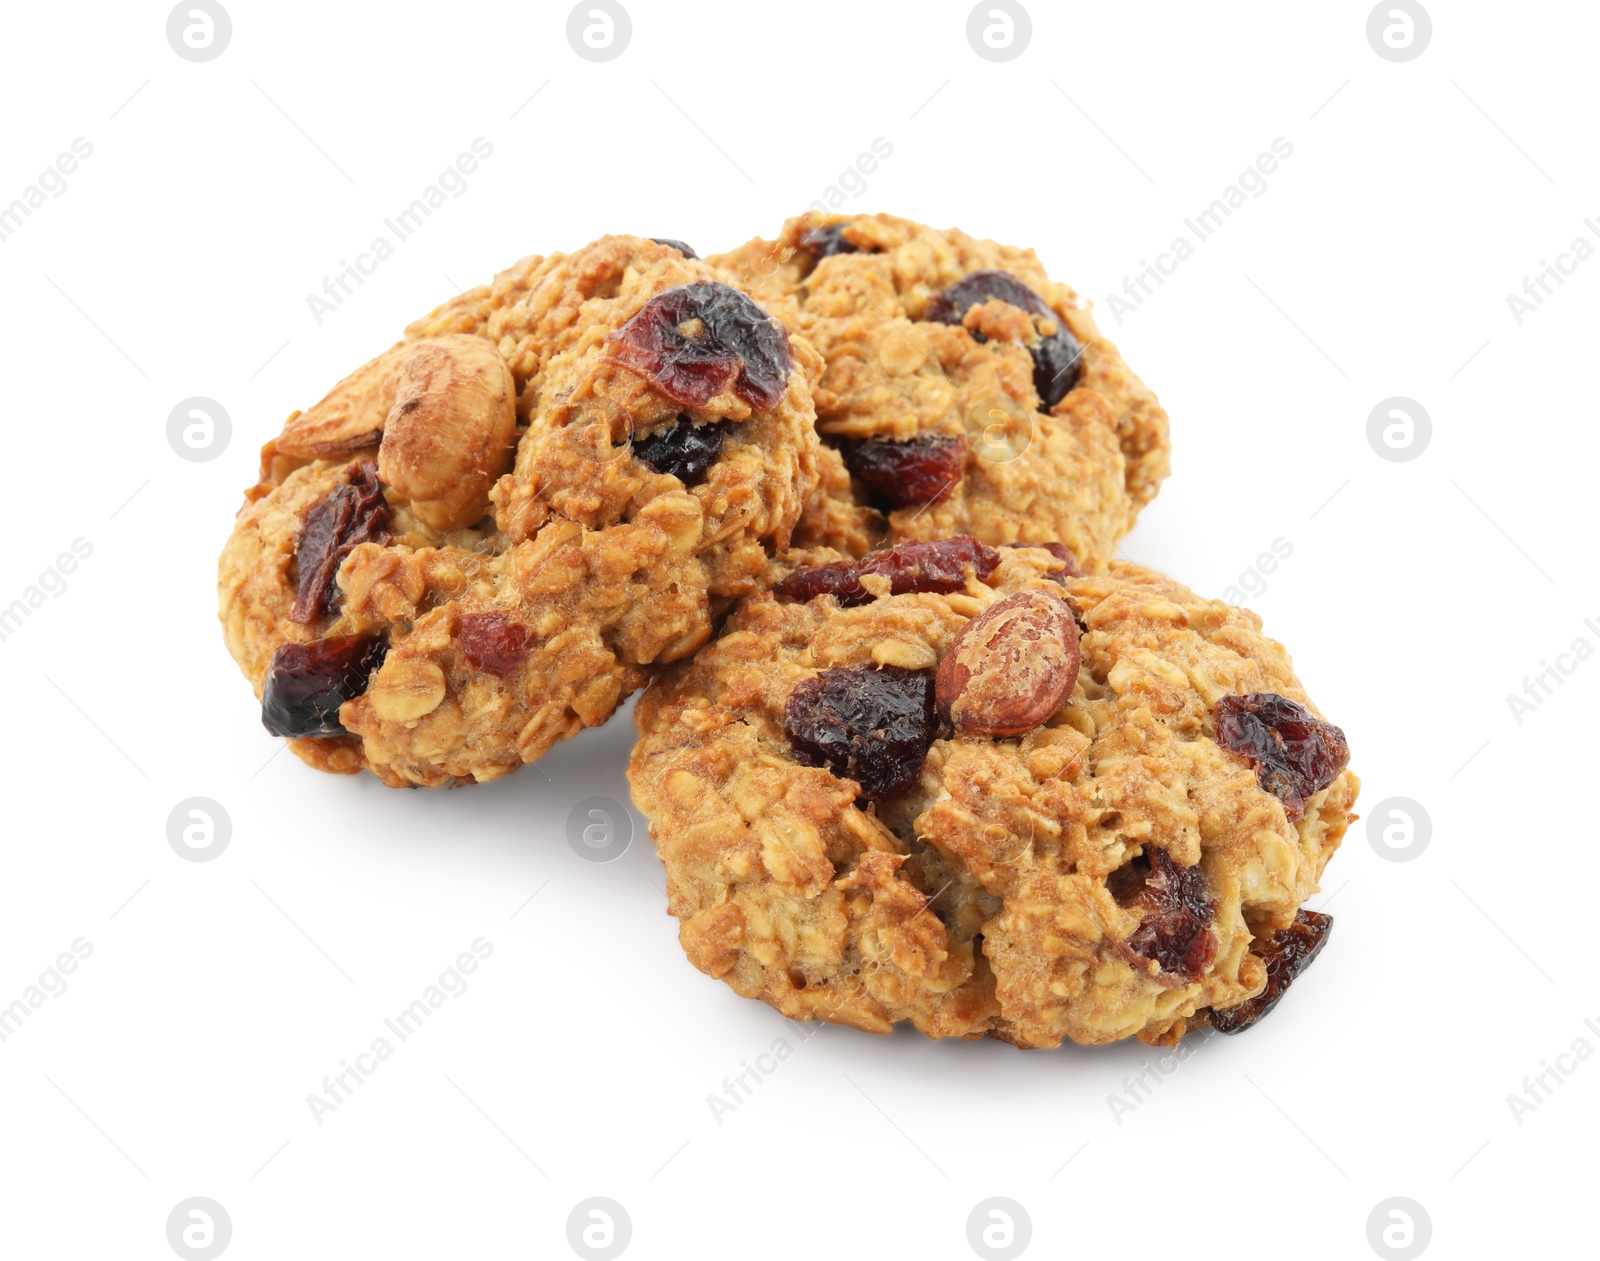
1030, 333, 1085, 409
799, 222, 873, 258
1212, 910, 1333, 1034
1110, 847, 1217, 983
1004, 541, 1082, 580
610, 282, 792, 410
925, 269, 1083, 409
459, 613, 532, 678
926, 270, 1048, 325
784, 665, 936, 801
261, 635, 387, 738
649, 238, 698, 258
290, 460, 391, 624
841, 436, 967, 509
631, 414, 726, 486
774, 536, 1001, 607
1213, 693, 1349, 821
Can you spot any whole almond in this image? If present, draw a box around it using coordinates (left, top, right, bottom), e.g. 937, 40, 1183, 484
377, 335, 517, 530
936, 589, 1080, 737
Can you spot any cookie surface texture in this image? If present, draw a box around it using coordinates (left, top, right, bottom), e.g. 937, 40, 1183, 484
220, 235, 823, 786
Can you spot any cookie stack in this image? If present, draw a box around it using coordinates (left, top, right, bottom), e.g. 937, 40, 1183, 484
219, 215, 1357, 1048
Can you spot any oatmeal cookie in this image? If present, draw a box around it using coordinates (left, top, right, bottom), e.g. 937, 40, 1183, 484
220, 235, 823, 786
711, 215, 1170, 568
629, 542, 1355, 1046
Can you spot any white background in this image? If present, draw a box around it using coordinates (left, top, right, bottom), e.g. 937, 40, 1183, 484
0, 1, 1594, 1257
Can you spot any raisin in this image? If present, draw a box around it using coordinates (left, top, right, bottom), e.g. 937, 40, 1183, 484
610, 282, 792, 410
1213, 693, 1349, 821
925, 270, 1049, 326
1030, 333, 1084, 409
290, 460, 391, 624
1004, 541, 1082, 581
799, 222, 872, 258
784, 665, 936, 801
774, 536, 1001, 607
459, 613, 532, 678
649, 237, 698, 258
1211, 910, 1334, 1034
925, 269, 1083, 409
1110, 847, 1217, 983
631, 413, 726, 486
261, 635, 387, 738
841, 435, 967, 509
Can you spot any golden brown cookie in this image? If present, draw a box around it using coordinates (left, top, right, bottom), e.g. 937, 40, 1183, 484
629, 542, 1356, 1046
711, 215, 1170, 569
219, 235, 823, 786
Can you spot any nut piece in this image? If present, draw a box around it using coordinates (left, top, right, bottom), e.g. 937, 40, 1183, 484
277, 342, 410, 464
376, 335, 517, 530
936, 589, 1079, 737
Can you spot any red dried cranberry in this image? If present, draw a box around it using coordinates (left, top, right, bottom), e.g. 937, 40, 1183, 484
1004, 541, 1082, 581
610, 282, 792, 410
1213, 693, 1349, 821
774, 536, 1001, 607
261, 635, 387, 738
1211, 910, 1333, 1034
459, 613, 532, 678
925, 269, 1083, 409
784, 665, 936, 800
290, 460, 391, 624
799, 222, 874, 258
649, 238, 698, 258
631, 414, 726, 486
1110, 847, 1218, 983
841, 435, 967, 509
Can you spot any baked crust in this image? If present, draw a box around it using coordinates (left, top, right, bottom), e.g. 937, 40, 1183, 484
628, 548, 1355, 1046
219, 235, 822, 786
711, 215, 1171, 566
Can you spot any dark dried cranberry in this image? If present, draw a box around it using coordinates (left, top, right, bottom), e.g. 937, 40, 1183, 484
784, 665, 936, 801
1212, 910, 1333, 1034
799, 222, 871, 258
459, 613, 532, 678
261, 635, 387, 738
841, 436, 967, 509
1110, 847, 1217, 983
1004, 541, 1082, 581
774, 536, 1001, 607
925, 269, 1083, 409
631, 414, 726, 486
1030, 333, 1084, 409
610, 282, 792, 410
649, 238, 698, 258
290, 460, 391, 624
1213, 693, 1349, 821
926, 270, 1049, 325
